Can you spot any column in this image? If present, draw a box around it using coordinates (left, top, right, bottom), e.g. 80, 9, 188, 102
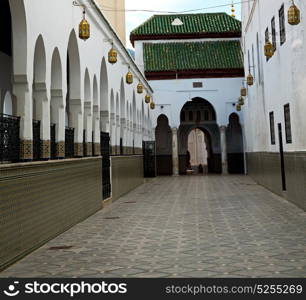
84, 101, 92, 156
50, 89, 65, 158
172, 127, 179, 176
220, 125, 228, 174
93, 105, 101, 156
14, 80, 32, 161
69, 99, 83, 157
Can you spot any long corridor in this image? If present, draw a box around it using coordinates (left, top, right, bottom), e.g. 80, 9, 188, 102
1, 175, 306, 278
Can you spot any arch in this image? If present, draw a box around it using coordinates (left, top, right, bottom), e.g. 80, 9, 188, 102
100, 57, 109, 132
83, 68, 92, 156
84, 68, 91, 102
66, 29, 81, 138
226, 112, 244, 174
32, 34, 47, 159
100, 57, 108, 111
120, 78, 125, 119
67, 30, 81, 99
93, 75, 98, 107
187, 129, 208, 173
155, 114, 173, 175
110, 89, 115, 148
50, 47, 63, 157
33, 35, 46, 84
8, 0, 27, 75
3, 91, 13, 115
178, 98, 221, 174
51, 48, 62, 91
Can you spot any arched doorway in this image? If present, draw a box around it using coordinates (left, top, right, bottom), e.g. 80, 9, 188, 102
226, 113, 244, 174
155, 114, 172, 175
178, 97, 221, 174
187, 128, 209, 174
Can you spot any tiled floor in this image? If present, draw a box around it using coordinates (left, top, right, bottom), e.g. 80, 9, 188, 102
1, 175, 306, 278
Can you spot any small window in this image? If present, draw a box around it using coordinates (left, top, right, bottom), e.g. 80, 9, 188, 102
284, 104, 292, 143
193, 82, 203, 88
189, 111, 193, 121
256, 33, 261, 83
269, 112, 276, 145
271, 17, 277, 51
279, 5, 286, 45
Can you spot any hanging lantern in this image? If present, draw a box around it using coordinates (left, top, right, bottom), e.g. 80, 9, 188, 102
79, 8, 90, 40
145, 94, 151, 104
236, 103, 241, 112
240, 87, 247, 97
126, 69, 133, 84
137, 82, 143, 94
231, 3, 235, 18
247, 74, 254, 86
264, 41, 274, 58
288, 1, 300, 25
150, 101, 155, 110
238, 96, 244, 106
108, 45, 117, 64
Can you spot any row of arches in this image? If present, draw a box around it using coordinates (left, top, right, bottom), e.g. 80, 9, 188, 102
155, 98, 245, 175
0, 0, 153, 162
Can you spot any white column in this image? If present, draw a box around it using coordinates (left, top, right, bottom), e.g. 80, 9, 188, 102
172, 127, 179, 176
220, 126, 228, 175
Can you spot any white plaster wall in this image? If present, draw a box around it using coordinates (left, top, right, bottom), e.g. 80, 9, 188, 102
242, 0, 306, 153
149, 77, 244, 129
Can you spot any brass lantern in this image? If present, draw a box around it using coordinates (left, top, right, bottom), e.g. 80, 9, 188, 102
238, 96, 244, 106
236, 103, 241, 112
108, 45, 117, 64
79, 9, 90, 40
150, 101, 155, 110
126, 70, 133, 84
240, 87, 247, 97
288, 1, 300, 25
145, 94, 151, 104
264, 41, 274, 58
247, 74, 254, 86
137, 82, 143, 94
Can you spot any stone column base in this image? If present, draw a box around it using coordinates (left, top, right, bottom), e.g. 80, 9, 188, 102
41, 140, 50, 160
74, 143, 83, 157
20, 140, 33, 161
94, 143, 101, 156
86, 143, 93, 157
56, 142, 65, 159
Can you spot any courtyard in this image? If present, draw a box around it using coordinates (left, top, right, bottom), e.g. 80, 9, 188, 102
1, 175, 306, 278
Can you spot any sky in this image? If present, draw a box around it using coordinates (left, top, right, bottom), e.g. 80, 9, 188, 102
125, 0, 242, 48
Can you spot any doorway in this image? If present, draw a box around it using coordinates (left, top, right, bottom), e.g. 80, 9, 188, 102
278, 123, 287, 191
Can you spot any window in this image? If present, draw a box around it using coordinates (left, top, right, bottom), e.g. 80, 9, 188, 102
279, 4, 286, 45
193, 82, 203, 88
284, 104, 292, 143
189, 111, 193, 121
247, 50, 251, 72
269, 112, 276, 145
271, 17, 277, 51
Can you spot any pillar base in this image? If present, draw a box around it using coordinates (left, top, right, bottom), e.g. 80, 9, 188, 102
56, 142, 65, 159
20, 140, 33, 161
94, 143, 101, 156
74, 143, 83, 157
41, 140, 51, 160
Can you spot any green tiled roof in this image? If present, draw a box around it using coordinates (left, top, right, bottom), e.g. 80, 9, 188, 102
131, 13, 241, 37
143, 41, 243, 72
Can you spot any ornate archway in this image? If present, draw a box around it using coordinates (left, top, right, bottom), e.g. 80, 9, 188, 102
178, 97, 221, 174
